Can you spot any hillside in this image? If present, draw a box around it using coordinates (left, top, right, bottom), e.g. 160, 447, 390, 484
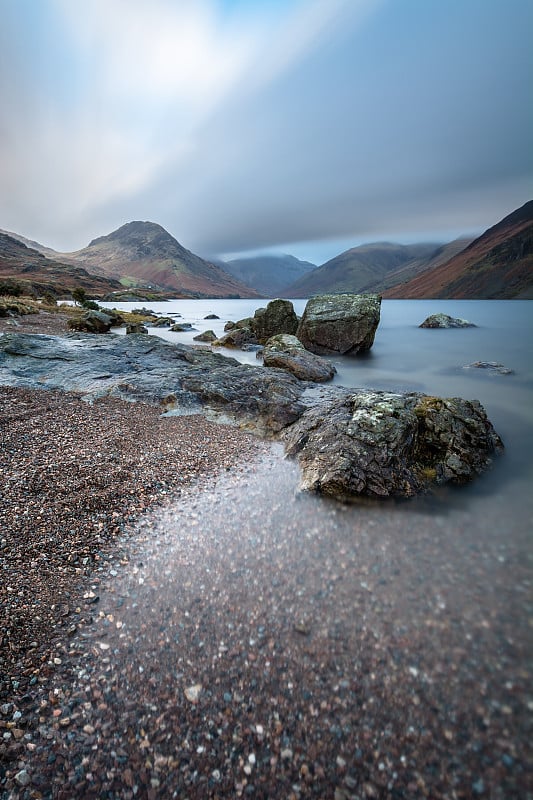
222, 254, 316, 296
284, 242, 441, 297
384, 201, 533, 299
66, 221, 259, 298
0, 233, 122, 297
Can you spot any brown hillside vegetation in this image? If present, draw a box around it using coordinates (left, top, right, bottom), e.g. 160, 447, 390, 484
384, 200, 533, 299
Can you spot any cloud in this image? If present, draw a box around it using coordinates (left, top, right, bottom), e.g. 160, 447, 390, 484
0, 0, 531, 259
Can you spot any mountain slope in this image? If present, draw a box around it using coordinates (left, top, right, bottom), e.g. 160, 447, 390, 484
285, 243, 441, 297
222, 254, 316, 296
66, 221, 259, 298
384, 201, 533, 299
0, 233, 122, 297
0, 229, 61, 259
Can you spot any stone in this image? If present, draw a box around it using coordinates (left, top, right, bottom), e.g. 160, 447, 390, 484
150, 316, 174, 327
420, 313, 476, 328
204, 313, 220, 319
184, 684, 202, 703
282, 389, 503, 501
463, 361, 514, 375
126, 324, 148, 334
263, 334, 336, 382
67, 310, 113, 333
213, 326, 257, 349
170, 323, 194, 332
296, 293, 381, 355
15, 770, 31, 787
193, 330, 217, 343
252, 299, 299, 344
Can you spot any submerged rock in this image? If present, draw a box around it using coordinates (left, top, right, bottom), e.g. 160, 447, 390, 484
263, 334, 336, 382
282, 390, 503, 501
463, 361, 514, 375
297, 293, 381, 355
420, 313, 476, 328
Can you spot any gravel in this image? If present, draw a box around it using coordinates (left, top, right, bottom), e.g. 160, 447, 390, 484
0, 313, 531, 799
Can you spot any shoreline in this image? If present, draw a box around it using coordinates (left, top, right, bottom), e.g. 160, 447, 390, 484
0, 384, 269, 698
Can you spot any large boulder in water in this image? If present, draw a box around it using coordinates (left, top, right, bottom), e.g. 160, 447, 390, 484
263, 334, 336, 382
420, 313, 476, 329
252, 299, 299, 344
296, 293, 381, 355
282, 389, 503, 501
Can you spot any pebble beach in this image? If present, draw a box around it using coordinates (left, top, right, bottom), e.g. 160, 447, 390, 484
0, 313, 531, 799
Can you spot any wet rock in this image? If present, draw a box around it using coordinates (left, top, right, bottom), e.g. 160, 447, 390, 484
170, 323, 194, 332
282, 389, 504, 500
297, 293, 381, 355
67, 310, 113, 333
150, 317, 174, 327
420, 313, 476, 328
252, 299, 299, 344
263, 334, 336, 382
213, 326, 257, 349
193, 330, 217, 343
204, 313, 220, 319
126, 324, 148, 335
463, 361, 514, 375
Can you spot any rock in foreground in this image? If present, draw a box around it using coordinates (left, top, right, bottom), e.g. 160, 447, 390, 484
283, 390, 503, 501
297, 293, 381, 355
0, 332, 503, 500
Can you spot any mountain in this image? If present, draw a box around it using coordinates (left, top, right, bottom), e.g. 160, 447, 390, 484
0, 232, 122, 297
384, 201, 533, 299
222, 254, 317, 297
0, 229, 61, 259
65, 221, 259, 298
284, 242, 441, 297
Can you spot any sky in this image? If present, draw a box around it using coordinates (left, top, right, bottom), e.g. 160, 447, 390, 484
0, 0, 532, 265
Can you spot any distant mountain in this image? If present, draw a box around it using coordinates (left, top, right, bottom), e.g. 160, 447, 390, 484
222, 254, 317, 297
384, 201, 533, 299
0, 232, 122, 297
65, 221, 259, 298
0, 229, 61, 259
285, 242, 441, 297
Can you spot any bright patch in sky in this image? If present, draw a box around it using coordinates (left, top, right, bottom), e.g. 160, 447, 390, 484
0, 0, 531, 261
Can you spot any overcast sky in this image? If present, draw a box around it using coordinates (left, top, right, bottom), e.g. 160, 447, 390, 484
1, 0, 531, 264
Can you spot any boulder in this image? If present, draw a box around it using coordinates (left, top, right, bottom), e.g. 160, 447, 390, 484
213, 326, 257, 349
67, 310, 113, 333
170, 323, 195, 332
0, 332, 504, 498
252, 299, 299, 344
204, 314, 220, 320
193, 329, 217, 342
282, 390, 503, 501
420, 313, 476, 328
263, 334, 336, 382
126, 323, 148, 334
296, 293, 381, 355
150, 317, 174, 327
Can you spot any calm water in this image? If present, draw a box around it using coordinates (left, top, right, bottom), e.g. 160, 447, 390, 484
102, 298, 533, 478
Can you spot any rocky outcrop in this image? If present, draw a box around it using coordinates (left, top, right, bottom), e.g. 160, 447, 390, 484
262, 334, 336, 382
126, 323, 148, 334
67, 310, 114, 333
252, 299, 299, 344
420, 313, 475, 328
463, 361, 514, 375
193, 330, 217, 342
282, 390, 503, 501
0, 332, 503, 499
297, 293, 381, 355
